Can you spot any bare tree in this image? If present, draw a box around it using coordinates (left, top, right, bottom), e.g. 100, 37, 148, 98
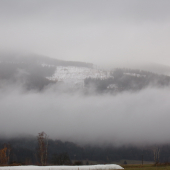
152, 147, 160, 164
5, 144, 11, 165
37, 132, 48, 166
0, 144, 10, 165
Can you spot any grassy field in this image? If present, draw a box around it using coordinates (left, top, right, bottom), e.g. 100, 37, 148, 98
114, 160, 154, 165
122, 164, 170, 170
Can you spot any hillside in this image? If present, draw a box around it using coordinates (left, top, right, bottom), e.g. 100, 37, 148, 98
47, 66, 111, 87
84, 68, 170, 93
0, 53, 93, 90
0, 53, 170, 92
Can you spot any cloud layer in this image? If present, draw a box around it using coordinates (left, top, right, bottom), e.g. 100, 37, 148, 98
1, 85, 170, 146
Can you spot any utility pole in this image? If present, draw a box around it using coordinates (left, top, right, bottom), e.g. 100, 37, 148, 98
142, 154, 143, 165
142, 149, 143, 165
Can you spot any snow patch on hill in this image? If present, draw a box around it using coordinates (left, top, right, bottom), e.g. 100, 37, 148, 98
124, 73, 146, 77
47, 66, 112, 87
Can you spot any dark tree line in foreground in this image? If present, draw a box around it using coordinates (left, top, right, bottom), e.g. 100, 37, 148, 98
0, 136, 170, 165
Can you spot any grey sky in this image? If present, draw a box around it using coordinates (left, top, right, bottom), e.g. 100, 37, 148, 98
1, 0, 170, 67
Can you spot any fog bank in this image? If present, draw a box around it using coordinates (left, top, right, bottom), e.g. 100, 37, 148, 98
0, 85, 170, 146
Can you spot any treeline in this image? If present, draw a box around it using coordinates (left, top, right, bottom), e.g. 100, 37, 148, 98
84, 68, 170, 93
0, 137, 170, 165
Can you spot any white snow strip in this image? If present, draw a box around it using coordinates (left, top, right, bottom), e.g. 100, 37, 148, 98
0, 164, 123, 170
124, 73, 146, 77
46, 66, 112, 87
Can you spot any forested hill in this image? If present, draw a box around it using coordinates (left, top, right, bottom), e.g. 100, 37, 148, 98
84, 68, 170, 93
0, 53, 93, 91
0, 52, 170, 92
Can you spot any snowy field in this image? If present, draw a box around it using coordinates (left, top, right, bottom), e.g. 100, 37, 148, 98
47, 66, 111, 87
0, 164, 123, 170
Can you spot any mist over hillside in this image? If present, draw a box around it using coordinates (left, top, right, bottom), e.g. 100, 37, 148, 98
0, 53, 169, 143
0, 52, 170, 93
0, 53, 93, 91
0, 53, 170, 164
2, 0, 170, 166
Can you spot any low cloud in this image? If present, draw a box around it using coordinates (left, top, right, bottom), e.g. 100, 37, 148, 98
0, 84, 170, 146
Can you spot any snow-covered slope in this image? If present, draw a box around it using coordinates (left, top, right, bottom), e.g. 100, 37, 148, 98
123, 73, 146, 77
0, 164, 124, 170
47, 66, 111, 87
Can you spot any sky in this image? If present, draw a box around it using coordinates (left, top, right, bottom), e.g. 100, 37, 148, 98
1, 0, 170, 67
